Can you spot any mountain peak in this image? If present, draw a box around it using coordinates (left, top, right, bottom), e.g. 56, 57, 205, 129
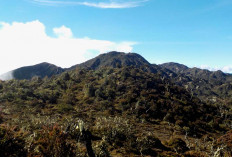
5, 62, 65, 80
104, 51, 126, 55
74, 51, 151, 70
160, 62, 189, 73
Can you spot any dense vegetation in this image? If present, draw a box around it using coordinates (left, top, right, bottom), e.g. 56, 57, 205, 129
0, 52, 232, 156
161, 62, 232, 101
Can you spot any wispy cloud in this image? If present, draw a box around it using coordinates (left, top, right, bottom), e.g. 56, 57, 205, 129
31, 0, 148, 8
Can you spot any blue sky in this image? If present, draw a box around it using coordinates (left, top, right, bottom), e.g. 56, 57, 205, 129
0, 0, 232, 74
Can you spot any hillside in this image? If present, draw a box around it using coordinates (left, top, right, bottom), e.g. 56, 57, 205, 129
160, 62, 232, 103
70, 51, 166, 76
0, 52, 232, 156
71, 51, 150, 69
0, 62, 65, 80
0, 64, 231, 156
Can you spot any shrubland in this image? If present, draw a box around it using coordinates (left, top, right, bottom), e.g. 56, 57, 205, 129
0, 66, 231, 156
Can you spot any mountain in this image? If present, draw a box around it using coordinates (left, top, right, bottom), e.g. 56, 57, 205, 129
160, 62, 232, 102
70, 51, 165, 75
0, 52, 232, 156
0, 62, 65, 80
160, 62, 189, 73
0, 51, 165, 80
1, 52, 232, 96
0, 65, 224, 156
71, 51, 151, 70
160, 62, 232, 83
1, 51, 232, 102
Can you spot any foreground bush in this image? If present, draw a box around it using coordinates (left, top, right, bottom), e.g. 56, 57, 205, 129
0, 126, 27, 157
216, 129, 232, 157
27, 125, 77, 157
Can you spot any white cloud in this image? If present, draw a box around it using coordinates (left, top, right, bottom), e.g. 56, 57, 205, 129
0, 20, 136, 75
53, 26, 73, 38
199, 65, 232, 73
199, 65, 217, 71
80, 1, 146, 8
31, 0, 148, 8
221, 66, 232, 73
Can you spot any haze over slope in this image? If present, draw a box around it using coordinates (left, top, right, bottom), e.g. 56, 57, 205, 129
0, 62, 64, 80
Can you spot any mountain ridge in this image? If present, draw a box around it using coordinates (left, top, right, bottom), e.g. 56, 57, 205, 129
0, 51, 231, 81
0, 62, 65, 80
0, 51, 158, 80
69, 51, 151, 70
